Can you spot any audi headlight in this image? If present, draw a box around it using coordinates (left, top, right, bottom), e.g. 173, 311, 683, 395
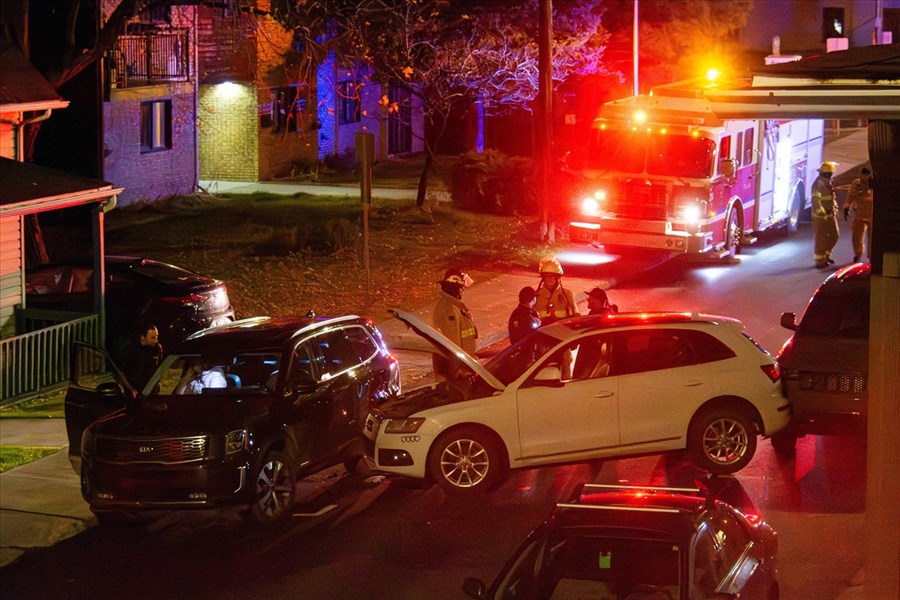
384, 418, 425, 434
225, 429, 247, 455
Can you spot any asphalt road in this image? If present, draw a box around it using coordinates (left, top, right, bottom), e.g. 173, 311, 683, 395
1, 222, 868, 600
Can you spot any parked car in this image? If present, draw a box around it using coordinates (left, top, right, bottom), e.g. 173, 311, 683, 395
25, 255, 235, 356
773, 262, 870, 451
463, 482, 780, 600
366, 310, 790, 495
65, 315, 400, 524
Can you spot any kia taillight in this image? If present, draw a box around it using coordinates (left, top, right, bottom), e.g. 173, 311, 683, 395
760, 363, 781, 383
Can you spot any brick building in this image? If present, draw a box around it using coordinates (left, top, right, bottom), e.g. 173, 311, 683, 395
101, 1, 198, 206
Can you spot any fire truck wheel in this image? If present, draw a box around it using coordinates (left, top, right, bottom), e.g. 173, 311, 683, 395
786, 186, 804, 235
723, 210, 741, 260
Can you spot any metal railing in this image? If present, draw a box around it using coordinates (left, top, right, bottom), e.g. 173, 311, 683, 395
110, 29, 190, 88
0, 312, 100, 402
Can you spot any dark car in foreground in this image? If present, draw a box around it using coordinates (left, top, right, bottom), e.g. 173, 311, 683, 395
464, 483, 780, 600
26, 255, 235, 356
773, 263, 870, 451
65, 315, 400, 524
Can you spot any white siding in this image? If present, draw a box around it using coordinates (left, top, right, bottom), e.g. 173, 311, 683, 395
0, 215, 23, 338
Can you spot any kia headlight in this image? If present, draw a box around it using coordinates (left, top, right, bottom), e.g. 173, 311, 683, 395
384, 418, 425, 434
225, 429, 247, 455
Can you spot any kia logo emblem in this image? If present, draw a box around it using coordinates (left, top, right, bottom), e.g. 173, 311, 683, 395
139, 446, 153, 453
400, 435, 420, 443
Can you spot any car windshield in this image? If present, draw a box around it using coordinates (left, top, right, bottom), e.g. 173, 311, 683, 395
146, 352, 282, 397
500, 533, 682, 599
484, 332, 560, 386
587, 129, 715, 178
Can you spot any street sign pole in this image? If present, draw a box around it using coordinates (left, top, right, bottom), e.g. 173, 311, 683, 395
356, 132, 374, 295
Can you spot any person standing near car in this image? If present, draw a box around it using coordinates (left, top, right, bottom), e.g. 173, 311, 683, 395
534, 256, 579, 325
811, 161, 839, 269
508, 286, 541, 344
585, 286, 617, 316
121, 322, 163, 392
843, 166, 873, 263
433, 269, 478, 381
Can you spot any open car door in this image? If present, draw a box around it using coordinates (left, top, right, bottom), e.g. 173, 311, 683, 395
64, 342, 134, 473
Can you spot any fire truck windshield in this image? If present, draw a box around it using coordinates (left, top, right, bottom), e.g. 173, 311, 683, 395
587, 129, 715, 178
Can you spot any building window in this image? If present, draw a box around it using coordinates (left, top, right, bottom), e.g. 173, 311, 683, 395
140, 99, 172, 153
265, 87, 307, 133
388, 83, 412, 154
884, 9, 900, 44
339, 81, 360, 124
822, 7, 845, 40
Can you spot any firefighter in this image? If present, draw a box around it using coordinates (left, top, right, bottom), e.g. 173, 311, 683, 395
432, 268, 477, 381
534, 256, 579, 326
811, 161, 839, 269
843, 166, 873, 263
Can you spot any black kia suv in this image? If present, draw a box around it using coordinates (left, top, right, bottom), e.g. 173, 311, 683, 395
65, 315, 400, 524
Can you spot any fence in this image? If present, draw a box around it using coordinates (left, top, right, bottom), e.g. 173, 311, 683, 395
0, 313, 100, 402
110, 29, 190, 88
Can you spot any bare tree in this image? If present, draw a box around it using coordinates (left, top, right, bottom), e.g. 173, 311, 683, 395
272, 0, 611, 208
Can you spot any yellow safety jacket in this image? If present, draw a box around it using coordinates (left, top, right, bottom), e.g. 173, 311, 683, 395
844, 178, 873, 221
534, 284, 579, 325
811, 175, 837, 220
433, 291, 478, 355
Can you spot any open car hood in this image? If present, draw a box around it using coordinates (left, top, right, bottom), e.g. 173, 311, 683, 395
389, 309, 504, 392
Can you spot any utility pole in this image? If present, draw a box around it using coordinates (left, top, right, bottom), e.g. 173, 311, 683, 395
538, 0, 554, 242
633, 0, 639, 95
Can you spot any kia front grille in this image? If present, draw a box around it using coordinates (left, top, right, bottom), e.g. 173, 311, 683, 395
96, 435, 208, 464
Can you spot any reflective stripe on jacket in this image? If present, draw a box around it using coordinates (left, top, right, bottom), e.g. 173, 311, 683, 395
534, 285, 578, 325
811, 176, 836, 220
433, 291, 478, 355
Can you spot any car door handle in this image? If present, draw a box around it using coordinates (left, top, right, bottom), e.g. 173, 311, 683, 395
593, 391, 615, 398
684, 380, 703, 387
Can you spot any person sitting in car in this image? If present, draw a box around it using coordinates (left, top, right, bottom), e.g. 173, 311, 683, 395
175, 361, 227, 394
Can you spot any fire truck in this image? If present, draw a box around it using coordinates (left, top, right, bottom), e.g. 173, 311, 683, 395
568, 77, 824, 258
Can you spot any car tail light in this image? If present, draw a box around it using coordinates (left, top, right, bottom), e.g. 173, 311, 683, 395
744, 512, 762, 526
160, 293, 208, 308
760, 363, 781, 383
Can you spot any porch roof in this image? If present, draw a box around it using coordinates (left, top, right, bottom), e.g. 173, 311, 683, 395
0, 158, 122, 217
0, 46, 69, 112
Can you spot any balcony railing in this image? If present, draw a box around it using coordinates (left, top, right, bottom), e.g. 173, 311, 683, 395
110, 29, 190, 88
0, 311, 100, 402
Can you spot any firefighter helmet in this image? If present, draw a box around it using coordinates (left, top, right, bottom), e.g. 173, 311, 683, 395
538, 256, 564, 275
440, 269, 473, 287
818, 161, 838, 174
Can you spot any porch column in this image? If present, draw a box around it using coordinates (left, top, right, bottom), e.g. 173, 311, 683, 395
92, 202, 108, 348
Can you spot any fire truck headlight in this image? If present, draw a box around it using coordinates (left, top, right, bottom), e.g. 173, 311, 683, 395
581, 197, 600, 216
682, 204, 701, 223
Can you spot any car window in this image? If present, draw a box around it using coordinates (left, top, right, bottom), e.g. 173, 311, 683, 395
609, 329, 733, 376
692, 527, 727, 595
344, 325, 379, 362
309, 329, 361, 379
798, 290, 870, 337
537, 535, 681, 598
486, 332, 559, 385
287, 343, 317, 387
559, 334, 612, 382
231, 352, 282, 390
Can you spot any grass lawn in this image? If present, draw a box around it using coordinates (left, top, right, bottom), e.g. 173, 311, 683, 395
0, 446, 63, 473
0, 389, 66, 419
